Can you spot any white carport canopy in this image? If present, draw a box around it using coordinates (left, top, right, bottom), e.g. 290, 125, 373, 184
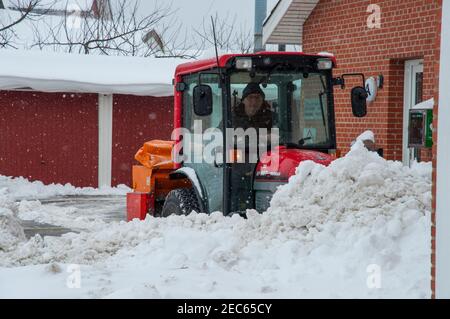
0, 49, 192, 96
263, 0, 318, 45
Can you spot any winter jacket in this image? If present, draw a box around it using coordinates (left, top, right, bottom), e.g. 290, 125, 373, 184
231, 102, 274, 131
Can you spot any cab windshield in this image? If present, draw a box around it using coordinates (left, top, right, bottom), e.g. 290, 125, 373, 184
229, 70, 332, 148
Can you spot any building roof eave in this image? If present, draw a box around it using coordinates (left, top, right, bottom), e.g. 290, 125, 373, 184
262, 0, 319, 46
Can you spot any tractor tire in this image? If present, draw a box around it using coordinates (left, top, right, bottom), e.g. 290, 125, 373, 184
161, 188, 201, 217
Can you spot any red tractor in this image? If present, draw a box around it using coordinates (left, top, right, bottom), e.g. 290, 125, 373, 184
127, 52, 367, 220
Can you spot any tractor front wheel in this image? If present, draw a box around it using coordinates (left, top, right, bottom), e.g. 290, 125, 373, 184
161, 188, 200, 217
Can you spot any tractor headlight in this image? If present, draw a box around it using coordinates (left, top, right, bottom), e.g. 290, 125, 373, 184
317, 58, 333, 70
235, 57, 253, 70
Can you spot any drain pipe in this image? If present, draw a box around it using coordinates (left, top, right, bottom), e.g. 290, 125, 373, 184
254, 0, 267, 53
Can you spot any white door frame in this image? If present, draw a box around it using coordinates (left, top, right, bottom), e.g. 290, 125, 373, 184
436, 0, 450, 299
403, 59, 424, 166
98, 94, 113, 188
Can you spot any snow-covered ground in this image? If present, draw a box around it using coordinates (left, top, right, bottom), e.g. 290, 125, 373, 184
0, 175, 130, 201
0, 141, 432, 298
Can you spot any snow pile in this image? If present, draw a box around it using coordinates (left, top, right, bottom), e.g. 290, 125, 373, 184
268, 140, 431, 231
0, 175, 130, 201
356, 130, 375, 142
0, 199, 26, 252
411, 161, 433, 179
0, 212, 230, 267
0, 143, 432, 298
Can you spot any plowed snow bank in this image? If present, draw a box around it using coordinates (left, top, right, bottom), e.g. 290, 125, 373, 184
0, 141, 431, 298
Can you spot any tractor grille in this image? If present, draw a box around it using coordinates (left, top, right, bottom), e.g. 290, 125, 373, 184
255, 190, 274, 213
254, 182, 286, 213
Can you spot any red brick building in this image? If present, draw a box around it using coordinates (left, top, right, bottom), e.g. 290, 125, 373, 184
0, 50, 182, 188
263, 0, 446, 298
264, 0, 440, 163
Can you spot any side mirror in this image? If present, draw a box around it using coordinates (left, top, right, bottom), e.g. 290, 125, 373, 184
351, 86, 368, 117
193, 84, 213, 116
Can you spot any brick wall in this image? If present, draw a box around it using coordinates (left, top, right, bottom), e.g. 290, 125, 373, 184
302, 0, 441, 161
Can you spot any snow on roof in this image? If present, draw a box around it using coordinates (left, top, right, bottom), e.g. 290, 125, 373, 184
0, 49, 191, 96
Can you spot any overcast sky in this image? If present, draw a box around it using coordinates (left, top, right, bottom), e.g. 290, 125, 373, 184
143, 0, 253, 30
140, 0, 278, 35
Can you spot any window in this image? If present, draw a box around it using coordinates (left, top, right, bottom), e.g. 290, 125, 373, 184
229, 70, 331, 148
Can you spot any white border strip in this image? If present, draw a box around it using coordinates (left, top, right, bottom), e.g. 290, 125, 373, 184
98, 94, 113, 188
436, 0, 450, 299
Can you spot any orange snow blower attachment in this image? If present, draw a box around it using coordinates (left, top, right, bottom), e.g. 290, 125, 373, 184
127, 140, 191, 221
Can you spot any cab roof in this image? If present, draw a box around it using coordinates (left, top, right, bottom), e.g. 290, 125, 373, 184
175, 51, 337, 77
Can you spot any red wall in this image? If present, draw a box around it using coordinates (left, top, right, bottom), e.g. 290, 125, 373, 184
302, 0, 441, 160
0, 91, 98, 187
112, 95, 173, 186
0, 91, 173, 188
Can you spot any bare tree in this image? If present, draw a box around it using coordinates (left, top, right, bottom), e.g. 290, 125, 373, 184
194, 13, 253, 54
32, 0, 200, 58
0, 0, 55, 48
2, 1, 252, 58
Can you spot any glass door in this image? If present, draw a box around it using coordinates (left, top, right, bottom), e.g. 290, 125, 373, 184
182, 73, 224, 213
403, 59, 424, 166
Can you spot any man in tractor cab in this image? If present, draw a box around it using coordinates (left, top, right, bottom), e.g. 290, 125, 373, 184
230, 82, 275, 213
233, 82, 273, 131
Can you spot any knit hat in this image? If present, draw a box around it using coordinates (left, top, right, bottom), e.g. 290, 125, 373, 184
242, 83, 265, 100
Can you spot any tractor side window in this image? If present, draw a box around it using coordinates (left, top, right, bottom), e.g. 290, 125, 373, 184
289, 75, 330, 146
182, 72, 224, 214
183, 73, 222, 132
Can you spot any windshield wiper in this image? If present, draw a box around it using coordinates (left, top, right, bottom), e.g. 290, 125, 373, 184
283, 137, 313, 149
299, 137, 313, 145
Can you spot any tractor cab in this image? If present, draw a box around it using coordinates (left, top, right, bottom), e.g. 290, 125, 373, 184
127, 52, 367, 220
